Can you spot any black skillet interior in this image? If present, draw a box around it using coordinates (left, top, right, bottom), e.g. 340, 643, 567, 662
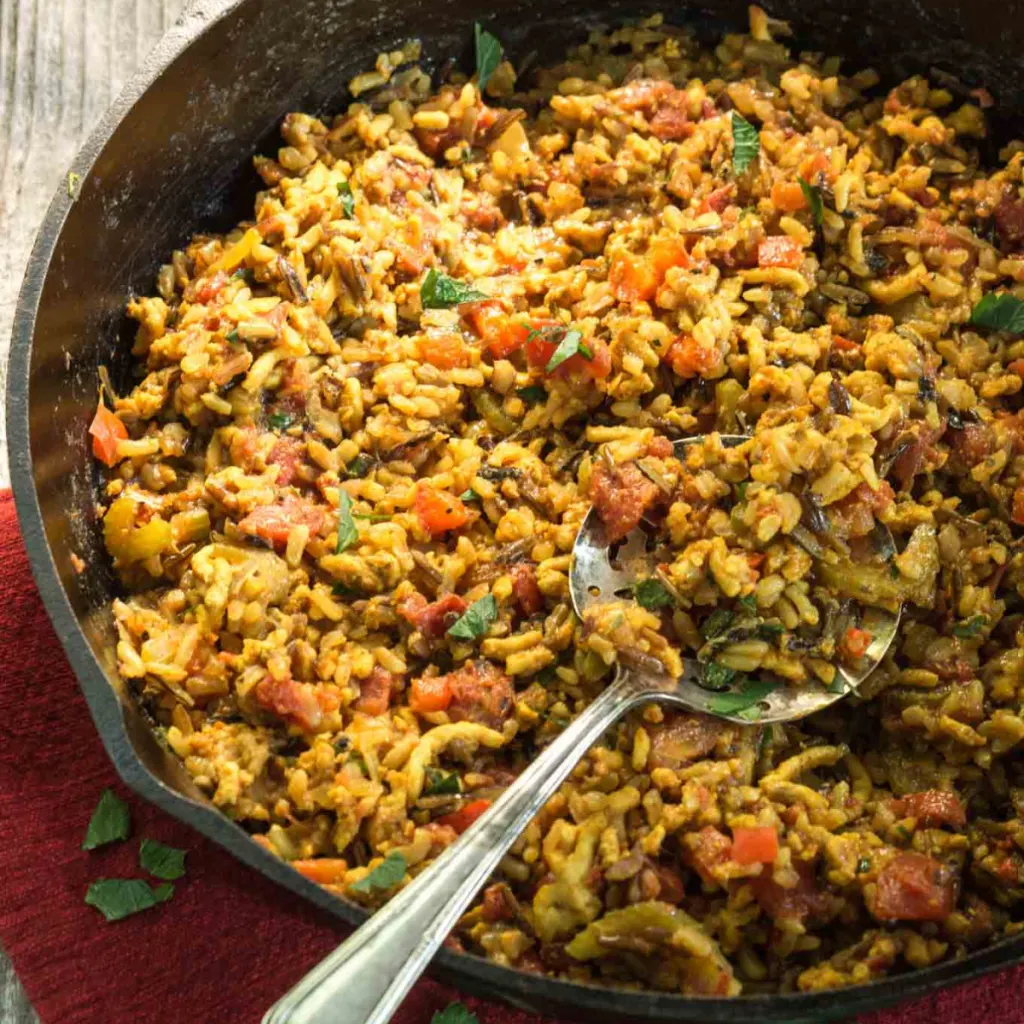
8, 0, 1024, 1018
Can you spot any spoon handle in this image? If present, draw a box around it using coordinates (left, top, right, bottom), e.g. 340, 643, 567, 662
263, 667, 644, 1024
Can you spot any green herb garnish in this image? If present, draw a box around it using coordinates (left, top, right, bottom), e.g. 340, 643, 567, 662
420, 269, 487, 309
969, 292, 1024, 333
702, 662, 738, 690
84, 878, 173, 922
337, 180, 355, 218
474, 23, 504, 93
706, 679, 778, 720
350, 851, 407, 894
460, 488, 481, 502
798, 177, 824, 226
139, 839, 187, 881
82, 790, 131, 851
345, 453, 376, 478
633, 578, 674, 611
702, 609, 735, 640
226, 329, 239, 342
756, 621, 785, 640
333, 582, 361, 598
953, 614, 988, 639
423, 767, 462, 796
739, 594, 758, 613
447, 593, 499, 640
336, 490, 359, 553
515, 385, 547, 404
731, 113, 760, 176
232, 267, 255, 283
267, 410, 294, 431
432, 1003, 479, 1024
542, 328, 592, 374
856, 856, 871, 874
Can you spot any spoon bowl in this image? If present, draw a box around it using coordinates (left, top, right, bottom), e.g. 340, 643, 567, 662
569, 433, 902, 724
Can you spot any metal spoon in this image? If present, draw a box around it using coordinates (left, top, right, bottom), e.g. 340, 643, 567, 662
263, 433, 901, 1024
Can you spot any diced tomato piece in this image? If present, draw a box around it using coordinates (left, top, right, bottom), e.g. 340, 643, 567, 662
995, 856, 1021, 884
419, 333, 470, 369
398, 592, 469, 638
832, 335, 861, 352
889, 790, 967, 828
409, 673, 453, 713
1013, 484, 1024, 526
757, 236, 804, 269
871, 852, 957, 922
685, 826, 734, 885
89, 401, 129, 467
292, 858, 349, 885
731, 826, 779, 865
436, 798, 492, 834
770, 180, 807, 213
953, 423, 994, 466
649, 102, 693, 141
511, 563, 544, 616
255, 673, 328, 731
840, 626, 874, 660
267, 436, 305, 486
353, 666, 393, 716
238, 495, 325, 548
1008, 358, 1024, 377
524, 329, 609, 380
647, 436, 674, 458
462, 301, 522, 358
441, 660, 514, 729
648, 237, 692, 278
994, 193, 1024, 250
414, 485, 469, 536
647, 712, 726, 770
665, 335, 724, 379
195, 270, 229, 304
751, 859, 824, 921
590, 460, 661, 543
831, 481, 894, 538
481, 883, 517, 922
798, 151, 833, 184
609, 256, 659, 303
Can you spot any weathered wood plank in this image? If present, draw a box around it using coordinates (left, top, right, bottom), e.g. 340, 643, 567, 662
0, 0, 186, 1016
0, 0, 186, 489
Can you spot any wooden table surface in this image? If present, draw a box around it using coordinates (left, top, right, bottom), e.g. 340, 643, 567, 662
0, 0, 187, 1015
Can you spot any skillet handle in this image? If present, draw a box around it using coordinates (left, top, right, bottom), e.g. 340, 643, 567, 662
262, 668, 643, 1024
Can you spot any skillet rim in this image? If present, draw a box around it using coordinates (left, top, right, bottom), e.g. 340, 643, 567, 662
7, 0, 1024, 1017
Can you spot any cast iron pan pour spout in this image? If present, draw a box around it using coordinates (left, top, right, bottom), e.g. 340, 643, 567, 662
261, 434, 901, 1024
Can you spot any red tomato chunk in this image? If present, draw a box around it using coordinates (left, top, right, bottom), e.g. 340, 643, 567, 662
352, 666, 393, 716
511, 563, 544, 616
871, 852, 957, 922
730, 826, 779, 865
238, 495, 325, 548
398, 592, 469, 638
889, 790, 967, 828
590, 460, 661, 544
757, 236, 804, 268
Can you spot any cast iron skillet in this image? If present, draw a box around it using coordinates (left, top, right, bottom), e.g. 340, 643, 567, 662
7, 0, 1024, 1018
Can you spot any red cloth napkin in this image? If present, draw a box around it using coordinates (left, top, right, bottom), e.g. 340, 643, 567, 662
0, 489, 1020, 1024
